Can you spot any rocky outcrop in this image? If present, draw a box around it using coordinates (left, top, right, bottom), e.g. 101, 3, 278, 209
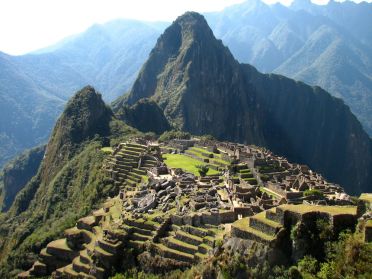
117, 12, 372, 195
116, 98, 170, 134
0, 145, 45, 212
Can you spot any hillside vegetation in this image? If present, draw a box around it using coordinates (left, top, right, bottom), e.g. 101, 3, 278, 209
0, 87, 142, 277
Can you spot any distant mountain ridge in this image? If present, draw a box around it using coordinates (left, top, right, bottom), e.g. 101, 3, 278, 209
116, 12, 372, 195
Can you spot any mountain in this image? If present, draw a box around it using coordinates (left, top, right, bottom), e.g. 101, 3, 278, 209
115, 98, 170, 134
0, 20, 164, 169
0, 86, 140, 277
116, 12, 372, 195
205, 0, 372, 135
0, 52, 64, 167
1, 0, 372, 170
0, 146, 45, 212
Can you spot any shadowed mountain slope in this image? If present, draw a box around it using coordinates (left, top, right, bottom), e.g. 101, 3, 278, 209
116, 12, 372, 195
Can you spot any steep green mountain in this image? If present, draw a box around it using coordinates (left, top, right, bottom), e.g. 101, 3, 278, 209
0, 86, 140, 277
205, 0, 372, 135
117, 12, 372, 195
0, 20, 163, 169
0, 146, 45, 212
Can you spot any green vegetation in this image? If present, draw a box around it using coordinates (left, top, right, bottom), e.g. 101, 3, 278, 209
359, 193, 372, 204
0, 87, 141, 278
101, 147, 114, 154
279, 204, 357, 216
162, 154, 219, 176
0, 145, 45, 212
158, 130, 191, 142
304, 189, 324, 199
294, 232, 372, 278
196, 165, 209, 177
259, 187, 281, 199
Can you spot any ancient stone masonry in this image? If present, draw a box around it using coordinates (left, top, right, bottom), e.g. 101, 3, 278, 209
20, 138, 368, 278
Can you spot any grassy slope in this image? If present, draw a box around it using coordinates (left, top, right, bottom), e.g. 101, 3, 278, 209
162, 154, 219, 176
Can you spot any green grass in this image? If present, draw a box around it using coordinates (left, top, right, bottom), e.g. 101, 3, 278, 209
251, 211, 282, 228
232, 218, 275, 241
259, 187, 281, 199
190, 147, 213, 155
279, 204, 357, 216
163, 154, 219, 176
359, 193, 372, 203
101, 147, 113, 153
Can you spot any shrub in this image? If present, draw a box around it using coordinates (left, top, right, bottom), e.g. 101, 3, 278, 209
304, 189, 324, 198
196, 165, 209, 177
158, 130, 191, 142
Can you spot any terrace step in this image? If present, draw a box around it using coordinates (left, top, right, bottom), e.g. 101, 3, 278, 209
231, 218, 275, 245
124, 218, 159, 231
79, 250, 92, 265
97, 239, 123, 254
164, 237, 198, 255
46, 238, 78, 261
132, 226, 154, 236
175, 230, 203, 246
198, 243, 213, 254
29, 261, 47, 276
143, 163, 157, 168
63, 264, 79, 277
265, 208, 283, 223
249, 212, 281, 236
181, 225, 211, 238
118, 153, 139, 161
72, 256, 91, 274
122, 149, 142, 156
194, 252, 208, 262
203, 236, 215, 247
132, 168, 147, 176
94, 246, 114, 259
126, 143, 147, 150
154, 243, 194, 263
130, 232, 152, 242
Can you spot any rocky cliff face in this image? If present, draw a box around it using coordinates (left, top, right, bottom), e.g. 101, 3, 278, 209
116, 98, 170, 134
118, 12, 372, 194
0, 146, 45, 212
119, 12, 263, 144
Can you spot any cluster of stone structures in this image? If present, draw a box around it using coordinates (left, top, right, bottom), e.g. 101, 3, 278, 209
19, 138, 370, 278
215, 142, 350, 205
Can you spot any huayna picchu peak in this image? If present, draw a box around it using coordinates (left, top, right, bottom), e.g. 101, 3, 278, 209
115, 12, 372, 195
0, 8, 371, 279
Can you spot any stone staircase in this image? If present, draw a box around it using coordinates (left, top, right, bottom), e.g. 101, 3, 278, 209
107, 142, 159, 199
122, 217, 161, 250
154, 224, 220, 264
237, 164, 257, 185
19, 201, 128, 279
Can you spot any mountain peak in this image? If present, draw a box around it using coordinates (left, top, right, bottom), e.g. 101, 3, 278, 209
41, 86, 113, 184
124, 11, 231, 108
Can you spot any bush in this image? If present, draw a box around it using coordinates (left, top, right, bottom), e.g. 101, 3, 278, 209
196, 165, 209, 177
304, 189, 324, 198
298, 255, 318, 275
158, 130, 191, 142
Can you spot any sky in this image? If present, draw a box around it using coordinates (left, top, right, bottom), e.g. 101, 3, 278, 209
0, 0, 369, 55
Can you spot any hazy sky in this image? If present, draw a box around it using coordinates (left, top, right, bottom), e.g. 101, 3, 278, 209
0, 0, 369, 55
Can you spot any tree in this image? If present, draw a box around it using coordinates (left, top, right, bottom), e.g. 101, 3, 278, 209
196, 165, 209, 177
